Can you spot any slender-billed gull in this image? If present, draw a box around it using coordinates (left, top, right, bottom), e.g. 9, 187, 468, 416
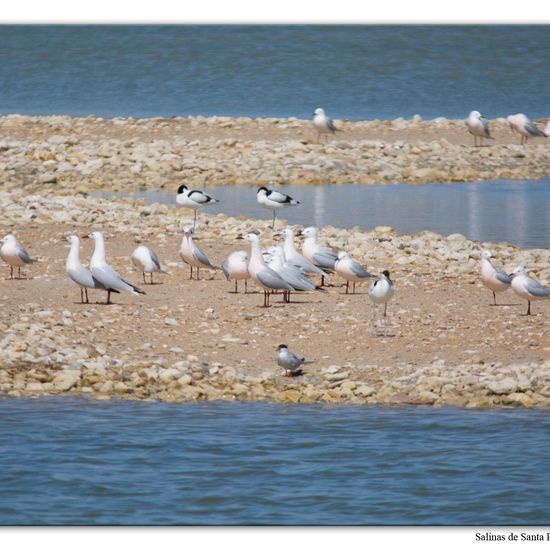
368, 270, 395, 337
0, 234, 35, 279
302, 226, 338, 286
179, 227, 216, 280
244, 233, 294, 307
267, 246, 316, 302
510, 266, 550, 315
66, 235, 108, 304
480, 250, 511, 305
506, 113, 546, 145
176, 184, 219, 230
221, 250, 250, 293
131, 245, 166, 285
313, 108, 340, 143
335, 251, 375, 294
256, 187, 300, 229
466, 111, 493, 146
276, 344, 305, 377
282, 227, 324, 277
88, 231, 145, 304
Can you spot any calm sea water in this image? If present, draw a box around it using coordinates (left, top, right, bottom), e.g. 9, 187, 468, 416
0, 25, 548, 119
1, 397, 549, 526
102, 178, 550, 250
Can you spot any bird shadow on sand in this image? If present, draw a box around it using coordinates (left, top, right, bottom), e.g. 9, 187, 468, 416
488, 302, 522, 307
285, 369, 305, 378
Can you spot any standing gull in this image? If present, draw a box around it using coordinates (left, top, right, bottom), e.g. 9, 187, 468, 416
301, 226, 338, 286
506, 113, 546, 145
176, 184, 219, 231
244, 233, 294, 307
335, 251, 375, 294
267, 246, 316, 302
510, 266, 550, 315
0, 234, 34, 279
131, 245, 166, 285
256, 187, 300, 229
368, 270, 395, 337
179, 227, 216, 280
466, 111, 493, 146
66, 235, 109, 304
221, 250, 250, 293
276, 344, 305, 377
312, 108, 340, 143
480, 249, 511, 305
88, 231, 145, 304
282, 227, 325, 278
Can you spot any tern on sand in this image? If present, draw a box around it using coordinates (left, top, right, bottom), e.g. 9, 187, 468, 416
88, 231, 145, 304
244, 233, 294, 307
466, 111, 493, 146
276, 344, 305, 377
335, 251, 375, 294
510, 266, 550, 315
66, 235, 109, 304
312, 108, 340, 143
131, 245, 166, 285
506, 113, 546, 145
302, 226, 338, 286
480, 250, 511, 305
368, 270, 395, 337
179, 227, 216, 280
256, 187, 300, 229
221, 250, 250, 293
0, 234, 34, 279
176, 184, 219, 231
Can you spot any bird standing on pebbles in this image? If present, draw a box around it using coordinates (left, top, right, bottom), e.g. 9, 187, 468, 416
480, 250, 511, 306
0, 234, 35, 279
302, 226, 338, 287
335, 251, 375, 294
66, 235, 106, 304
506, 113, 546, 145
176, 184, 219, 231
466, 110, 493, 146
276, 344, 305, 377
221, 250, 250, 293
131, 245, 166, 285
312, 107, 340, 143
179, 227, 216, 280
510, 266, 550, 315
256, 187, 300, 229
368, 270, 395, 337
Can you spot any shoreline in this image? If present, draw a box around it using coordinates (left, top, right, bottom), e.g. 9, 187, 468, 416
0, 113, 549, 192
2, 187, 550, 409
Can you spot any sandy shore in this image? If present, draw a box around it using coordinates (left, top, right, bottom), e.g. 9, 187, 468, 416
2, 181, 550, 408
0, 114, 549, 193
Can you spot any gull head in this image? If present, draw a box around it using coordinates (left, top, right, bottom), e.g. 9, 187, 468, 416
481, 250, 492, 260
1, 234, 16, 245
337, 251, 350, 260
183, 227, 194, 237
302, 226, 317, 239
282, 227, 294, 238
66, 235, 79, 245
469, 110, 482, 119
244, 233, 260, 244
314, 108, 325, 117
88, 231, 103, 241
511, 265, 526, 278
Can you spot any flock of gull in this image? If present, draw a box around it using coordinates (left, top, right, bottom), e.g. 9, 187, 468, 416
1, 108, 549, 374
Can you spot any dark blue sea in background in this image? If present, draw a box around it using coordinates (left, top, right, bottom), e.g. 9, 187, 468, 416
0, 25, 548, 119
1, 397, 549, 526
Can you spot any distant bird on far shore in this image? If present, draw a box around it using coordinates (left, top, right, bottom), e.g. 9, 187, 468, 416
506, 113, 546, 145
276, 344, 305, 377
312, 107, 340, 143
480, 250, 511, 306
176, 184, 219, 230
368, 270, 395, 337
256, 187, 300, 229
0, 234, 35, 279
466, 111, 493, 146
131, 244, 167, 285
510, 266, 550, 315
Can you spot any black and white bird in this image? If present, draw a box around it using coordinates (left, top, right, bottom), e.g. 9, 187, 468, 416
368, 270, 395, 337
0, 234, 35, 279
510, 266, 550, 315
88, 231, 146, 305
131, 244, 167, 285
312, 107, 340, 143
276, 344, 305, 377
256, 187, 300, 229
176, 184, 219, 230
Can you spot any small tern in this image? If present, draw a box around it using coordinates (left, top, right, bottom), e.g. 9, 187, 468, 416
276, 344, 305, 377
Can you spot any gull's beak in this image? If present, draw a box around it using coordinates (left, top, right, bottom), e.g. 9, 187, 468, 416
235, 233, 244, 240
295, 230, 303, 237
81, 234, 89, 239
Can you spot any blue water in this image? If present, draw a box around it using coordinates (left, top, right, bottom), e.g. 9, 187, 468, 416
1, 397, 549, 525
103, 178, 550, 250
0, 25, 548, 119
